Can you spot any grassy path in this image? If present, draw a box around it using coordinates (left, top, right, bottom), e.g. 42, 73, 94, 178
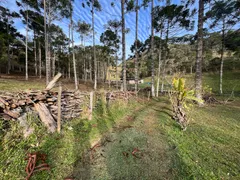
72, 101, 176, 180
71, 98, 240, 180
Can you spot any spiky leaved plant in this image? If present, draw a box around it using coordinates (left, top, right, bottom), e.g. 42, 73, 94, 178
169, 78, 203, 130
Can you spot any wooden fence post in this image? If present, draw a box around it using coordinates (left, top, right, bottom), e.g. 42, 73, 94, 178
148, 91, 150, 101
57, 83, 62, 133
89, 91, 93, 120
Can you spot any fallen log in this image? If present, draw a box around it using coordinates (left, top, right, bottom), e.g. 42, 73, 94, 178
3, 109, 20, 119
34, 103, 56, 133
0, 97, 7, 108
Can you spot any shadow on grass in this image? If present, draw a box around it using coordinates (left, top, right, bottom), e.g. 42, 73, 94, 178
71, 120, 92, 179
69, 98, 138, 179
69, 99, 152, 179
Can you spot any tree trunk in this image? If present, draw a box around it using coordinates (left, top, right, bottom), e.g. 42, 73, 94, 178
71, 17, 78, 90
58, 46, 61, 72
68, 23, 71, 79
90, 55, 92, 81
52, 51, 56, 77
92, 1, 97, 90
156, 29, 163, 97
220, 19, 225, 95
11, 50, 14, 71
7, 18, 10, 74
150, 0, 155, 96
34, 33, 37, 76
121, 0, 127, 91
161, 29, 169, 93
97, 60, 100, 81
84, 46, 87, 83
161, 1, 171, 93
48, 2, 52, 79
195, 0, 204, 100
39, 41, 42, 79
134, 0, 139, 92
84, 54, 86, 82
160, 53, 167, 93
115, 29, 118, 90
44, 0, 50, 85
107, 57, 110, 88
25, 6, 28, 81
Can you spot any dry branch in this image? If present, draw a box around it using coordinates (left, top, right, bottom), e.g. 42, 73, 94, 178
45, 73, 62, 90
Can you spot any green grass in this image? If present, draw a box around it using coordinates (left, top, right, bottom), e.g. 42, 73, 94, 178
142, 71, 240, 95
203, 71, 240, 94
155, 97, 240, 179
0, 78, 45, 91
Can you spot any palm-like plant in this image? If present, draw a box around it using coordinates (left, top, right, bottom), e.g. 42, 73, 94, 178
169, 78, 203, 130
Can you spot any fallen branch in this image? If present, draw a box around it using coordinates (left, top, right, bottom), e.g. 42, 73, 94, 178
45, 73, 62, 91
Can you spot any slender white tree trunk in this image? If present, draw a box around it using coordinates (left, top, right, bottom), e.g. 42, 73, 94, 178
92, 1, 97, 90
107, 57, 110, 88
134, 0, 139, 92
89, 56, 92, 81
44, 0, 50, 84
220, 19, 225, 95
156, 29, 163, 97
34, 35, 37, 76
48, 3, 52, 78
115, 29, 118, 90
71, 17, 78, 90
97, 60, 100, 81
68, 24, 71, 79
52, 51, 56, 77
121, 0, 127, 91
83, 43, 87, 83
25, 6, 28, 81
150, 0, 155, 96
39, 41, 42, 79
83, 56, 86, 82
7, 18, 10, 74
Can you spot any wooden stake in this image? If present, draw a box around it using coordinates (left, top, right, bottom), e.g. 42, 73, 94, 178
57, 83, 62, 133
45, 73, 62, 90
148, 91, 150, 101
89, 91, 93, 120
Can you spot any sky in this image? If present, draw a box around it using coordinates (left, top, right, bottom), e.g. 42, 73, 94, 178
4, 0, 197, 58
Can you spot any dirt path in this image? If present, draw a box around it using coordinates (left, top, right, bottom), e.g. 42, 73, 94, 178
72, 101, 175, 180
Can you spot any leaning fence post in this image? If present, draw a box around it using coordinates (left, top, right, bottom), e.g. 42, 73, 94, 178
57, 82, 62, 133
89, 91, 93, 120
